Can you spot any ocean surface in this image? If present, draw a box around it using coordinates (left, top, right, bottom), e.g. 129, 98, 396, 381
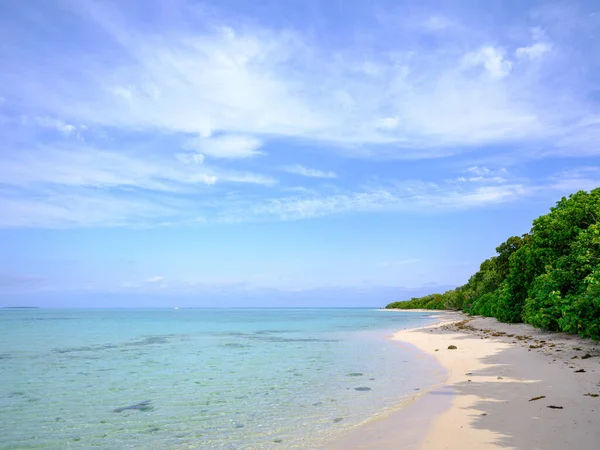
0, 308, 445, 449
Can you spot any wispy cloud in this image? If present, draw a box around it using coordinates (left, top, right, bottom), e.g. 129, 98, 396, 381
144, 276, 164, 284
283, 165, 337, 179
184, 135, 265, 159
454, 166, 508, 184
546, 167, 600, 193
420, 15, 456, 32
1, 0, 599, 229
246, 182, 528, 222
516, 27, 552, 60
4, 0, 597, 156
0, 169, 530, 228
33, 117, 79, 137
461, 46, 513, 79
0, 141, 275, 192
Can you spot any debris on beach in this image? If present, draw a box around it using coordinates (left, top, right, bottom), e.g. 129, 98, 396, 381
529, 396, 546, 401
448, 345, 458, 350
354, 387, 372, 391
547, 405, 563, 409
575, 369, 586, 373
584, 393, 599, 397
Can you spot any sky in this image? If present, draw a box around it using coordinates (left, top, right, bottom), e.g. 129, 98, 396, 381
1, 0, 600, 307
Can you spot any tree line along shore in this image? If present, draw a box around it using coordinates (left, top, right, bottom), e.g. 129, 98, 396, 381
386, 188, 600, 341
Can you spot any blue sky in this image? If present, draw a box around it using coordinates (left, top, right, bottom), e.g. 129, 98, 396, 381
1, 0, 600, 307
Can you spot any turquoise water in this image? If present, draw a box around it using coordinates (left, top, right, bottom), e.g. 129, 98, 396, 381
0, 308, 444, 449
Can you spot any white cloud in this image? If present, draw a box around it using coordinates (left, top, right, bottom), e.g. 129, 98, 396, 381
176, 152, 205, 165
1, 1, 599, 230
247, 183, 527, 222
462, 46, 513, 79
0, 143, 272, 192
145, 276, 164, 283
0, 158, 587, 228
516, 27, 552, 60
546, 167, 600, 192
0, 189, 183, 228
467, 166, 491, 175
7, 2, 589, 158
109, 86, 134, 101
516, 42, 552, 59
34, 117, 78, 136
421, 16, 455, 31
184, 135, 265, 159
375, 117, 400, 130
454, 166, 507, 184
284, 165, 337, 179
0, 164, 528, 228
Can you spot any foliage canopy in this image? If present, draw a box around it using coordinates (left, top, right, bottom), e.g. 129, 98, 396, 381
386, 189, 600, 340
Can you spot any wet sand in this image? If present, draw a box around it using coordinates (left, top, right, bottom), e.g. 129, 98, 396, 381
329, 312, 600, 449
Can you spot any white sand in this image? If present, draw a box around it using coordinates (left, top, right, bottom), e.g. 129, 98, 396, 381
329, 313, 600, 449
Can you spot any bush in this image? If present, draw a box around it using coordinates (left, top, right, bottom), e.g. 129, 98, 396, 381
385, 189, 600, 340
467, 291, 500, 317
557, 269, 600, 340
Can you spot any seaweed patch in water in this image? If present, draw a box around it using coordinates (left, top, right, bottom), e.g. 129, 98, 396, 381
253, 329, 300, 335
222, 343, 250, 348
113, 400, 153, 413
251, 336, 339, 343
52, 335, 179, 354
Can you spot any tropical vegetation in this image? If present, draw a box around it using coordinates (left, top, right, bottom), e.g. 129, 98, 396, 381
386, 189, 600, 340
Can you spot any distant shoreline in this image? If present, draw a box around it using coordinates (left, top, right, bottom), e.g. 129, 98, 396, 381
2, 306, 40, 309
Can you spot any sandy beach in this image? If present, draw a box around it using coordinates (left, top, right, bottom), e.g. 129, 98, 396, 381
330, 312, 600, 449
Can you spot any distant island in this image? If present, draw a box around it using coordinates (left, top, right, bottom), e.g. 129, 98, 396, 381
387, 188, 600, 341
2, 306, 40, 309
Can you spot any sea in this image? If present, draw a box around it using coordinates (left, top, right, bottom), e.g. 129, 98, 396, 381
0, 308, 446, 449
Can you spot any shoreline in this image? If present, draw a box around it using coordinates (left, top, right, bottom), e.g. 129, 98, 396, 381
326, 311, 461, 449
329, 311, 600, 449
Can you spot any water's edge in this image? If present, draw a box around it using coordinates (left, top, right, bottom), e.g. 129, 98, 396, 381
0, 308, 447, 449
324, 314, 454, 449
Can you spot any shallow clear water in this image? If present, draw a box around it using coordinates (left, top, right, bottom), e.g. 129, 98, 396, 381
0, 308, 444, 449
